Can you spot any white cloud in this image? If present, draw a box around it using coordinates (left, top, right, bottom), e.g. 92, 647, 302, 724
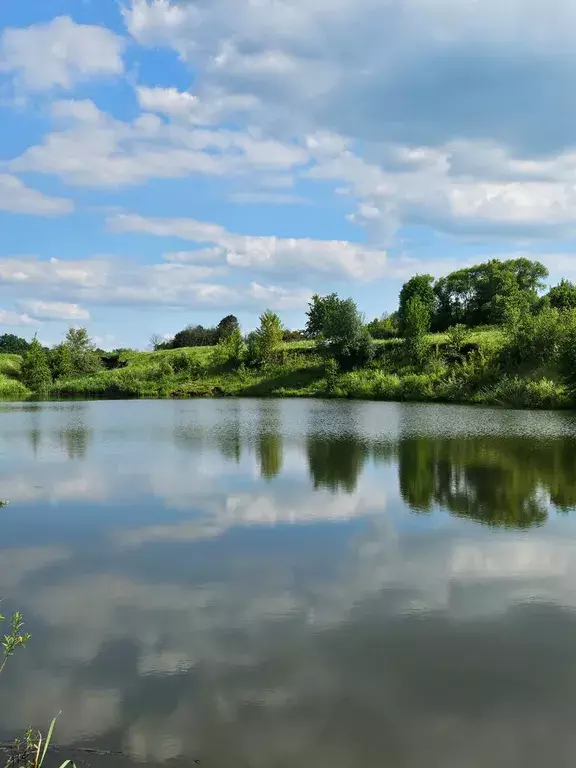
19, 300, 91, 321
0, 174, 73, 216
0, 309, 37, 326
0, 16, 125, 91
8, 99, 307, 188
136, 85, 260, 125
110, 212, 389, 279
0, 254, 311, 312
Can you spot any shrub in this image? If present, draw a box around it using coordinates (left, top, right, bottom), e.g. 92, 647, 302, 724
478, 376, 569, 409
400, 373, 436, 401
21, 337, 52, 394
325, 358, 340, 394
247, 310, 283, 365
502, 306, 563, 369
445, 324, 469, 361
211, 328, 245, 368
403, 296, 431, 369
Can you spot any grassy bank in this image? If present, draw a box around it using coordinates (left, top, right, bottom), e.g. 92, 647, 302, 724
2, 328, 574, 410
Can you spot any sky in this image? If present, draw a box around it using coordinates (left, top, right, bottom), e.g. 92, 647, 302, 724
1, 0, 576, 349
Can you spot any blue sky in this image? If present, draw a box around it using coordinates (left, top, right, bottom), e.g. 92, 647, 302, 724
1, 0, 576, 348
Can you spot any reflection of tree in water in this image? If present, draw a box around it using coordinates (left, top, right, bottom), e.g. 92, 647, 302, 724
307, 435, 369, 493
396, 437, 576, 529
256, 401, 283, 480
57, 427, 92, 460
215, 408, 242, 464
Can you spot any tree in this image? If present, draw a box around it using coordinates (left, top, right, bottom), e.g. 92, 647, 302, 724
217, 314, 240, 340
211, 327, 245, 368
171, 325, 219, 348
404, 295, 430, 368
305, 293, 339, 338
0, 334, 30, 355
317, 295, 374, 371
547, 279, 576, 311
63, 327, 102, 374
434, 258, 548, 329
149, 333, 168, 351
21, 336, 52, 393
50, 343, 74, 380
398, 275, 436, 333
248, 310, 284, 365
366, 312, 399, 339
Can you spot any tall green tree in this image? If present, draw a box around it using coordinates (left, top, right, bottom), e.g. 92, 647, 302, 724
50, 343, 74, 380
305, 293, 339, 338
0, 334, 30, 355
404, 295, 430, 368
217, 314, 240, 340
398, 275, 436, 333
63, 328, 102, 374
434, 258, 548, 329
547, 279, 576, 311
317, 295, 374, 371
248, 310, 284, 364
21, 336, 52, 393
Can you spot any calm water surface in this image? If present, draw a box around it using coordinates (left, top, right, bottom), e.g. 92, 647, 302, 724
2, 399, 576, 768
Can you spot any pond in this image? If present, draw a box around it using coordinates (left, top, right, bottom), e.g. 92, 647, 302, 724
2, 398, 576, 768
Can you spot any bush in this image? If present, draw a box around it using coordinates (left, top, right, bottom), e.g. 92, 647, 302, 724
366, 313, 399, 339
400, 373, 436, 401
21, 337, 52, 394
403, 295, 431, 369
478, 376, 569, 409
502, 306, 563, 369
211, 328, 245, 368
247, 310, 283, 365
445, 324, 469, 361
325, 358, 340, 394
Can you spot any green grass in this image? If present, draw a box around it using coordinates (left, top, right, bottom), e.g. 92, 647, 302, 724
0, 328, 569, 409
0, 354, 23, 378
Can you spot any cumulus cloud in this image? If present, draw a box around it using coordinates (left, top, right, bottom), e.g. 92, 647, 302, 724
110, 212, 389, 279
0, 174, 73, 216
123, 0, 576, 155
136, 85, 261, 125
19, 300, 90, 321
0, 308, 36, 326
0, 16, 125, 91
8, 98, 308, 188
0, 254, 311, 312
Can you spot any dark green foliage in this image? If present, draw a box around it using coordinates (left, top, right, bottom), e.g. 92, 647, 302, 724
21, 337, 52, 393
282, 329, 305, 341
171, 324, 219, 348
398, 275, 435, 333
366, 312, 399, 339
212, 328, 245, 368
325, 358, 340, 394
305, 293, 340, 338
403, 295, 430, 368
217, 314, 240, 339
434, 258, 548, 329
63, 328, 102, 375
502, 306, 563, 369
0, 334, 30, 355
317, 295, 374, 371
247, 310, 284, 365
444, 324, 469, 361
547, 279, 576, 311
50, 343, 74, 379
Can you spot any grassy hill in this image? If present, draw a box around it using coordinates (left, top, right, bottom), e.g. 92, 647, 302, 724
1, 327, 568, 409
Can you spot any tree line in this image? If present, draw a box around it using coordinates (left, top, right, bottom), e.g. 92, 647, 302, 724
7, 256, 576, 395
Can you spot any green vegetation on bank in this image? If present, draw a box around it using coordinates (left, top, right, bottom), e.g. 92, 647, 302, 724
5, 257, 576, 409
